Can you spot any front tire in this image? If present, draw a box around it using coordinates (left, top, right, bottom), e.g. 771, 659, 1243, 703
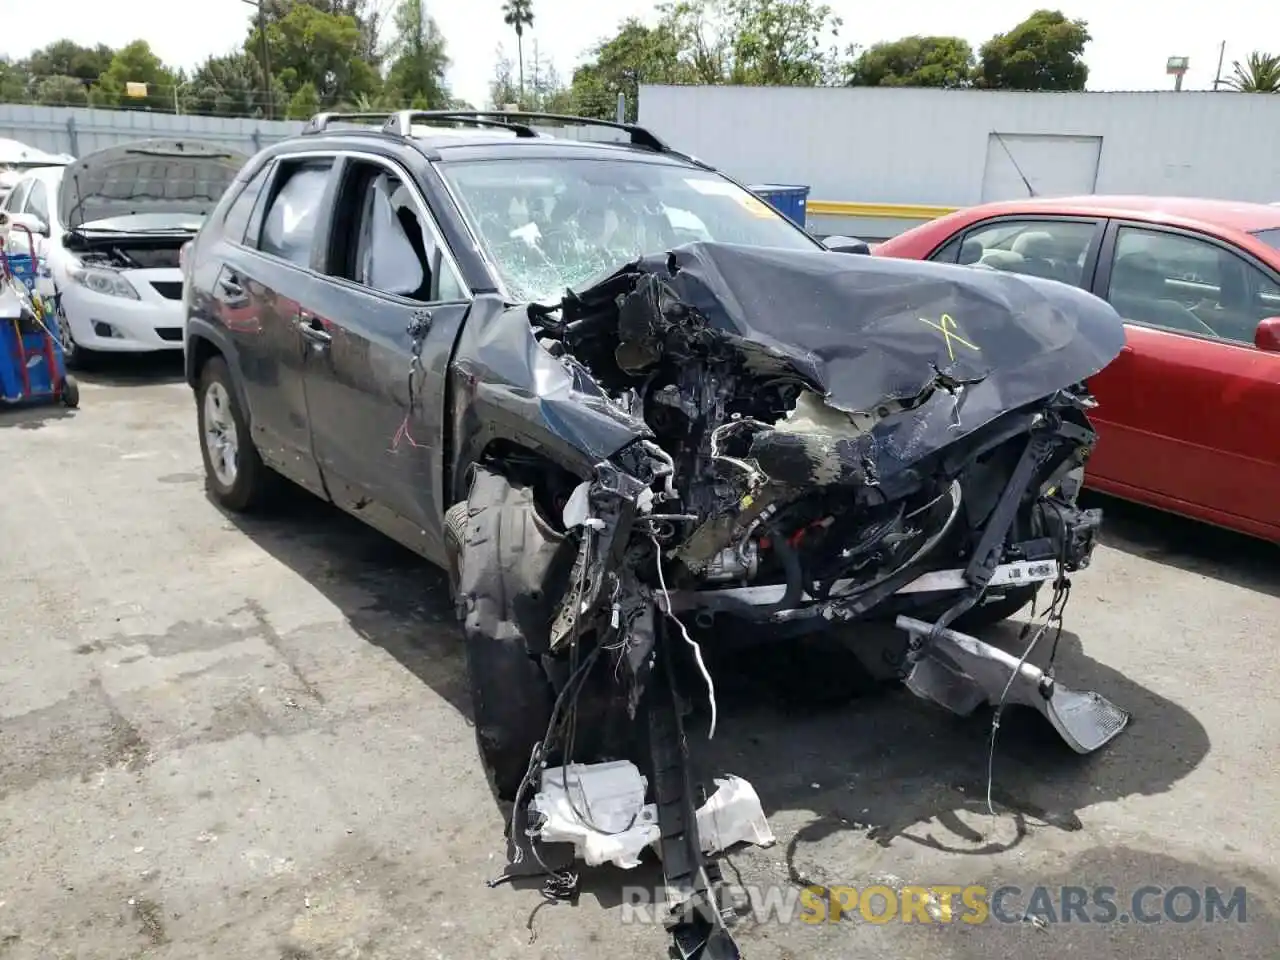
53, 293, 93, 371
196, 355, 275, 512
454, 470, 566, 801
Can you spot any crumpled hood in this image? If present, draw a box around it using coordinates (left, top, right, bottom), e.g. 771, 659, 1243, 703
571, 241, 1126, 475
619, 241, 1125, 412
58, 138, 247, 231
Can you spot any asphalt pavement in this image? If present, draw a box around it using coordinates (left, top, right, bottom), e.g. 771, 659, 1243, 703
1, 355, 1276, 960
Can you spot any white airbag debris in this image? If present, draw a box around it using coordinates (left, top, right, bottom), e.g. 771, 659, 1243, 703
529, 761, 774, 870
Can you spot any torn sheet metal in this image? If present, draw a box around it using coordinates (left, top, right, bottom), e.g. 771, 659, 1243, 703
529, 762, 775, 870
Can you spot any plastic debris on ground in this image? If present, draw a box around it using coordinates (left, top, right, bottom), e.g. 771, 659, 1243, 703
529, 761, 774, 870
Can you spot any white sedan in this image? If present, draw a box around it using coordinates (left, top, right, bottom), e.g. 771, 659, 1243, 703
1, 138, 245, 367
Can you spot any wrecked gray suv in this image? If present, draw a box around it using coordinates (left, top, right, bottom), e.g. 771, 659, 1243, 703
185, 111, 1130, 959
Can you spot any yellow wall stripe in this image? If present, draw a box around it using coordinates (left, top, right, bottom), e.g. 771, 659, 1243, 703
807, 201, 959, 220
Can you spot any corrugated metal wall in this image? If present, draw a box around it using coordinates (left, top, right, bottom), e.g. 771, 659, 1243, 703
638, 86, 1280, 237
0, 105, 628, 160
0, 104, 305, 158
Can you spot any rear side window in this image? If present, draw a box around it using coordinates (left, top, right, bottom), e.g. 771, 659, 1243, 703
257, 159, 333, 268
221, 163, 273, 245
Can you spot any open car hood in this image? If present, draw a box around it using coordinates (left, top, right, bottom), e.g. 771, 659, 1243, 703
565, 242, 1126, 474
57, 138, 247, 231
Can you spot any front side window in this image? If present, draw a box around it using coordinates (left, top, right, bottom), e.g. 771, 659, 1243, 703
1, 179, 30, 212
1106, 227, 1280, 344
327, 159, 465, 303
439, 158, 820, 302
257, 159, 333, 268
24, 181, 49, 223
932, 218, 1098, 288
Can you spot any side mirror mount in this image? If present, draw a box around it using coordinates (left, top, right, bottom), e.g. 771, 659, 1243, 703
7, 211, 49, 238
822, 235, 871, 255
1255, 316, 1280, 353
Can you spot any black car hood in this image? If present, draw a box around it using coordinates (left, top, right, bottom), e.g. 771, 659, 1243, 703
566, 242, 1125, 474
619, 241, 1123, 411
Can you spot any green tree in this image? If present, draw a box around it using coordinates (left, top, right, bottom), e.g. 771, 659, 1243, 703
0, 57, 32, 103
92, 40, 180, 111
1224, 51, 1280, 93
188, 52, 283, 117
501, 0, 534, 104
724, 0, 843, 86
24, 41, 115, 86
570, 18, 691, 120
286, 80, 322, 118
33, 74, 90, 106
384, 0, 450, 108
974, 9, 1090, 91
260, 0, 385, 68
247, 3, 380, 106
847, 35, 974, 87
488, 47, 521, 109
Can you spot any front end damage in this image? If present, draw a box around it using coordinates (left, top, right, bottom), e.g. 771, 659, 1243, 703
451, 242, 1130, 957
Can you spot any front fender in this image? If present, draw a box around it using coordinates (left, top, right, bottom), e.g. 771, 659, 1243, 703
448, 303, 650, 499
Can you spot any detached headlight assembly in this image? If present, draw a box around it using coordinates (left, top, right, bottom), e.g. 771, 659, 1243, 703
67, 263, 140, 300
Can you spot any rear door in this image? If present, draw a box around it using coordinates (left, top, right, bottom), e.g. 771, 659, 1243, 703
216, 154, 338, 497
1086, 221, 1280, 534
302, 151, 473, 562
927, 215, 1105, 289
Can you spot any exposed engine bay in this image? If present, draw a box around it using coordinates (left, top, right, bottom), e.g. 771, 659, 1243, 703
62, 234, 186, 271
452, 242, 1131, 959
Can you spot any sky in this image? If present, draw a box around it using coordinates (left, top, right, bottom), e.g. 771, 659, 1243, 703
3, 0, 1277, 111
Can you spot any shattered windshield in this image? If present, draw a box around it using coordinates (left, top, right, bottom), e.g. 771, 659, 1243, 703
439, 157, 820, 302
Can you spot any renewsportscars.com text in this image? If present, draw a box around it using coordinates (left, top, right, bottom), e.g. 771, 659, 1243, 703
620, 884, 1249, 926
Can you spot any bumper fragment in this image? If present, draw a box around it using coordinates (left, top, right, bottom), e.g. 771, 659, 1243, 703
895, 614, 1130, 754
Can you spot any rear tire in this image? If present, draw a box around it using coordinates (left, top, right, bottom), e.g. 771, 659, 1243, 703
60, 374, 79, 409
196, 355, 276, 512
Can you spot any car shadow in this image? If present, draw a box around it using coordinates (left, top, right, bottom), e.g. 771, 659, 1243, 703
0, 403, 75, 429
219, 482, 1211, 915
686, 607, 1209, 873
1084, 491, 1279, 599
216, 490, 472, 718
74, 351, 186, 386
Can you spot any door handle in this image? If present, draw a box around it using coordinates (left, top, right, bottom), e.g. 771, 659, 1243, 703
295, 312, 331, 344
219, 274, 244, 298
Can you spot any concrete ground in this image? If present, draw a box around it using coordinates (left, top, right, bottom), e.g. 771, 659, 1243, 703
1, 356, 1277, 960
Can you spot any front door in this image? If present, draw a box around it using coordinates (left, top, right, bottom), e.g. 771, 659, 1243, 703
1087, 222, 1280, 535
221, 155, 337, 496
301, 154, 473, 564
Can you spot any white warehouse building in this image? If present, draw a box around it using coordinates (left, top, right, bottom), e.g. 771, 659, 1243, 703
637, 85, 1280, 239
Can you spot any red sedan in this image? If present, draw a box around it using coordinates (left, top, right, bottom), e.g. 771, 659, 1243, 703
875, 196, 1280, 542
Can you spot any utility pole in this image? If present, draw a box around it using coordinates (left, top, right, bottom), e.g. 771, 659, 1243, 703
240, 0, 274, 120
1212, 41, 1226, 90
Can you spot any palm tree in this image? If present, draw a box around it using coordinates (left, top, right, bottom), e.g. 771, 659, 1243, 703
501, 0, 534, 106
1224, 51, 1280, 93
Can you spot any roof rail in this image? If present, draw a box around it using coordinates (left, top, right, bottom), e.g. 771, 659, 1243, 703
382, 111, 540, 138
388, 109, 673, 153
300, 112, 397, 135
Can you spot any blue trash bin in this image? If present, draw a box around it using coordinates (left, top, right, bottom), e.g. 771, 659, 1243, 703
748, 184, 810, 228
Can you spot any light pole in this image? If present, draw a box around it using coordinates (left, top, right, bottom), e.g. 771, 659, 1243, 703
240, 0, 274, 120
1166, 56, 1189, 92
